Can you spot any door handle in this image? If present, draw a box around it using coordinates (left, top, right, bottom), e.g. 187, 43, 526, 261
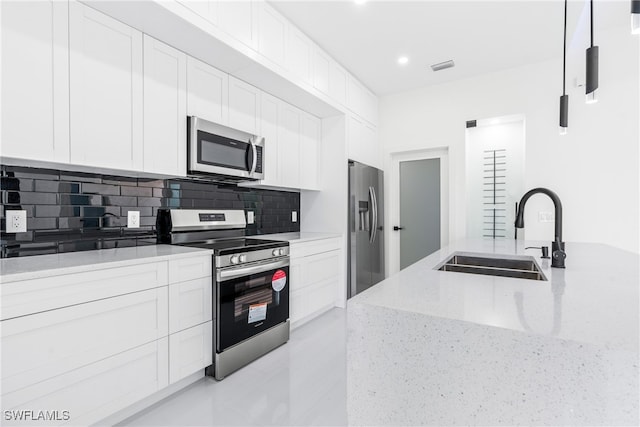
393, 226, 404, 231
369, 187, 377, 243
249, 137, 258, 175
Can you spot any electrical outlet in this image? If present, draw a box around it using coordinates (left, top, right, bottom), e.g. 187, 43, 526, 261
127, 211, 140, 228
291, 211, 298, 223
5, 210, 27, 233
247, 211, 255, 224
538, 211, 554, 223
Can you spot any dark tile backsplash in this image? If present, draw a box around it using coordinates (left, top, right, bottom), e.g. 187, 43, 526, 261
1, 165, 300, 258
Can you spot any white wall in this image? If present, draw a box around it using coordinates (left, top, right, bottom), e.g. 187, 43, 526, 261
379, 25, 639, 254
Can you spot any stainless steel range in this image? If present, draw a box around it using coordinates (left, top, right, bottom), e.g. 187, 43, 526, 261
157, 209, 290, 380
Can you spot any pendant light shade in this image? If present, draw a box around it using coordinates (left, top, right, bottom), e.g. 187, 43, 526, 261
586, 0, 598, 104
560, 0, 569, 135
632, 0, 640, 34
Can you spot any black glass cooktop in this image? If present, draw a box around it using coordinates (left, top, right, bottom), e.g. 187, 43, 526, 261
181, 238, 287, 255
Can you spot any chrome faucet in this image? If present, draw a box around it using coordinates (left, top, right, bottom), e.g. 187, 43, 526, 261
515, 188, 566, 268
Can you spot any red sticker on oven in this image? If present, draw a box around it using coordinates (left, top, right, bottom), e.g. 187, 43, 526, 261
272, 269, 287, 292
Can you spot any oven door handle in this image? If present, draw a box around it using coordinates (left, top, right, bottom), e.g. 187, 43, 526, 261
217, 259, 289, 282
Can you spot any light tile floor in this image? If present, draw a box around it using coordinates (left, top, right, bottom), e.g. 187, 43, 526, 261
120, 308, 348, 426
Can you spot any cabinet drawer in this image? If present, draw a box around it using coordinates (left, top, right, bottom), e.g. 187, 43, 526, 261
1, 338, 168, 427
290, 237, 341, 258
290, 250, 339, 291
168, 255, 211, 284
1, 261, 168, 320
169, 321, 212, 384
169, 277, 212, 334
1, 288, 168, 395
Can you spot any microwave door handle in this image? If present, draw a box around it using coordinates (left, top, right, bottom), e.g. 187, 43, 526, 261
249, 138, 258, 175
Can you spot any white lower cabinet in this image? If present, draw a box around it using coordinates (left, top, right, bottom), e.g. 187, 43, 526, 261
0, 252, 212, 426
169, 321, 213, 384
289, 238, 341, 327
169, 277, 212, 334
2, 339, 168, 427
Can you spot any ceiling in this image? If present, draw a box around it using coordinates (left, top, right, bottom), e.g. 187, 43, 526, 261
270, 0, 631, 96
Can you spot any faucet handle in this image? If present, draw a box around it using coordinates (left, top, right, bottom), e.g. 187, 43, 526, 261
551, 240, 566, 268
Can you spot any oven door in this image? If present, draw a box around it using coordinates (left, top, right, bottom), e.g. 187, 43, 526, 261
216, 259, 289, 352
188, 116, 264, 179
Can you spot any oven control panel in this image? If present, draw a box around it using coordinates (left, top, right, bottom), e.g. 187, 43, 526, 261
218, 246, 289, 268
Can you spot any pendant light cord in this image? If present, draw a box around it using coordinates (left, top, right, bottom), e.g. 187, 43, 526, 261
563, 0, 567, 95
590, 0, 594, 47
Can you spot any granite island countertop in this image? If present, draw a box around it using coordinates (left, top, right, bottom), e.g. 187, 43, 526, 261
347, 239, 639, 426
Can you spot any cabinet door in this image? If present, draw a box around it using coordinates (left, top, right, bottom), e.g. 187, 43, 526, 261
169, 321, 212, 384
2, 287, 168, 395
218, 0, 255, 49
1, 1, 69, 163
143, 35, 187, 176
260, 92, 280, 186
187, 56, 229, 125
228, 76, 260, 134
178, 0, 219, 26
299, 112, 320, 190
256, 2, 286, 66
312, 47, 330, 95
277, 103, 301, 188
329, 61, 347, 106
287, 26, 313, 85
168, 277, 212, 334
2, 339, 168, 427
69, 2, 143, 171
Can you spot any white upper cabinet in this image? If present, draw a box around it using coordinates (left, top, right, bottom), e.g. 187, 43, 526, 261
347, 113, 379, 169
287, 26, 313, 85
1, 1, 70, 164
260, 92, 280, 186
256, 2, 287, 67
69, 1, 143, 171
277, 102, 301, 188
218, 1, 256, 49
187, 56, 229, 126
299, 112, 320, 191
177, 0, 219, 26
347, 74, 378, 125
312, 47, 330, 95
329, 61, 348, 106
143, 35, 187, 176
228, 75, 261, 134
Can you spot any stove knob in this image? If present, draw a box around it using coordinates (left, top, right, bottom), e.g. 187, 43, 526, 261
239, 254, 247, 263
272, 249, 279, 257
278, 248, 285, 256
230, 255, 239, 265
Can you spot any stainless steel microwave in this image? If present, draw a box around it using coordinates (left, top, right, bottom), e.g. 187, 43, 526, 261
188, 116, 264, 181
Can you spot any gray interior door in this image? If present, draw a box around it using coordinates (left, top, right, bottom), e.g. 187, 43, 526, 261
399, 158, 441, 269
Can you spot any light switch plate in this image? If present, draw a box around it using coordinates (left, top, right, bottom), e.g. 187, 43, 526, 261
5, 210, 27, 233
247, 211, 255, 224
127, 211, 140, 228
292, 211, 298, 223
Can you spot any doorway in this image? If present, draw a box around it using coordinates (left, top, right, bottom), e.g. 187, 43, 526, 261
389, 148, 449, 273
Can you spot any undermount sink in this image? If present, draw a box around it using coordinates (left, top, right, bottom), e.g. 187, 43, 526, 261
437, 253, 547, 281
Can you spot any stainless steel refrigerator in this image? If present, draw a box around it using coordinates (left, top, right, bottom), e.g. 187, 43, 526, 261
348, 160, 385, 299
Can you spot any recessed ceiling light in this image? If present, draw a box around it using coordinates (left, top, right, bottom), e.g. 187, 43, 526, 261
354, 0, 367, 5
397, 56, 409, 65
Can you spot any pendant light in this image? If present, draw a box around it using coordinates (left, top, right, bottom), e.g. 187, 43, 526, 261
586, 0, 599, 104
632, 0, 640, 34
560, 0, 568, 135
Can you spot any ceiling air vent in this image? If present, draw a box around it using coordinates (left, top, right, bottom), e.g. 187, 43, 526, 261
431, 60, 455, 72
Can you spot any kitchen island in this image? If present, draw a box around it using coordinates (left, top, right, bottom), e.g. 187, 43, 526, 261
347, 239, 639, 426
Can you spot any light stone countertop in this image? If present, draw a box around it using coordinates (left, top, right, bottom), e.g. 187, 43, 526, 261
0, 245, 213, 283
252, 232, 341, 243
347, 238, 639, 426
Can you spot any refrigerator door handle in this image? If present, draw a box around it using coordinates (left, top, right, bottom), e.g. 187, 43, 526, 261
369, 186, 378, 243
